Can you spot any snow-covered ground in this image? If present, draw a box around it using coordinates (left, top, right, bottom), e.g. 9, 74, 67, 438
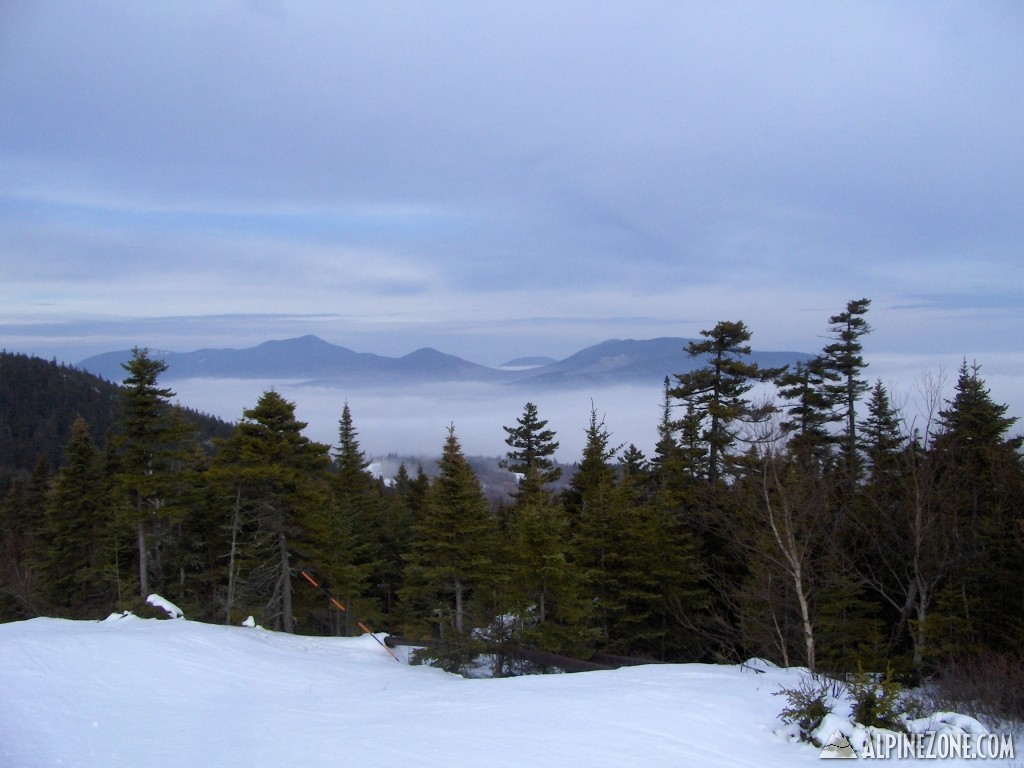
0, 610, 1018, 767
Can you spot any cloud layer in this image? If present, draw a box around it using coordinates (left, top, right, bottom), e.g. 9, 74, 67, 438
2, 2, 1022, 386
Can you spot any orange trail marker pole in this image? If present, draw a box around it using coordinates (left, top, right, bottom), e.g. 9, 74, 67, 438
299, 570, 401, 662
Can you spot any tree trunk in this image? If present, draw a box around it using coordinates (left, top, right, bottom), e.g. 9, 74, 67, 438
794, 565, 816, 672
763, 468, 816, 671
224, 489, 241, 624
278, 531, 293, 634
454, 576, 464, 634
137, 519, 149, 598
913, 579, 928, 671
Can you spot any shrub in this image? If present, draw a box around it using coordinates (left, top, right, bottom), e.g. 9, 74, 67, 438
776, 668, 922, 744
847, 668, 922, 733
775, 672, 846, 738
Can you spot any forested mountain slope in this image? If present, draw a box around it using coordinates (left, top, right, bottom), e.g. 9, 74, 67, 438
0, 352, 232, 494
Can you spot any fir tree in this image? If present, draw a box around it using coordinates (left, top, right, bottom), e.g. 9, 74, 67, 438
820, 298, 872, 482
564, 408, 621, 646
931, 362, 1024, 654
0, 457, 50, 620
325, 403, 380, 635
859, 380, 906, 486
115, 348, 197, 599
211, 390, 331, 633
402, 426, 495, 644
501, 402, 562, 503
38, 417, 118, 617
670, 321, 782, 486
776, 356, 841, 470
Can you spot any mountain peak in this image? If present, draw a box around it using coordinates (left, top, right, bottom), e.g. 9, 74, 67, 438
77, 337, 811, 389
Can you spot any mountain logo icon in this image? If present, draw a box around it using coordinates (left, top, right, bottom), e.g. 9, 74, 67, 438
819, 729, 857, 759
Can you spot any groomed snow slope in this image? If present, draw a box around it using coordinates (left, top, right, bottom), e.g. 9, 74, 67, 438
0, 615, 1009, 767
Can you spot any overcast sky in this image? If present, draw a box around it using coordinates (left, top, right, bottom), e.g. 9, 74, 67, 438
2, 1, 1023, 392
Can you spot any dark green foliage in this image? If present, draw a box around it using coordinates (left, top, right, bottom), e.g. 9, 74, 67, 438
324, 403, 384, 635
820, 298, 872, 482
401, 426, 496, 646
776, 670, 919, 745
209, 390, 331, 633
500, 402, 562, 502
858, 380, 906, 486
775, 673, 845, 739
37, 417, 120, 617
846, 668, 919, 733
114, 348, 200, 600
0, 458, 50, 620
776, 356, 841, 470
0, 352, 120, 496
497, 403, 596, 658
564, 408, 622, 649
928, 362, 1024, 657
4, 326, 1023, 690
670, 320, 783, 485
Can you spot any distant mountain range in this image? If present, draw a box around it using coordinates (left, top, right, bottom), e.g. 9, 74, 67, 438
78, 335, 812, 389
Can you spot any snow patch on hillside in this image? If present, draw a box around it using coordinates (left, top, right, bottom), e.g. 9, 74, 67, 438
0, 616, 1015, 767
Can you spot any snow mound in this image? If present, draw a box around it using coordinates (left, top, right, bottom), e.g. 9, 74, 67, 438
1, 616, 825, 768
146, 593, 184, 619
910, 711, 990, 737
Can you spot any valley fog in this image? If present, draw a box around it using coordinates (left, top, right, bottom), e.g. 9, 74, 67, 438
171, 378, 665, 462
171, 352, 1024, 466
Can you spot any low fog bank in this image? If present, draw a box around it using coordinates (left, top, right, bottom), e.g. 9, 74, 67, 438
171, 378, 664, 462
171, 353, 1024, 467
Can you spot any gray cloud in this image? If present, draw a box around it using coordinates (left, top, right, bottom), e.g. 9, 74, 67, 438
2, 1, 1023, 399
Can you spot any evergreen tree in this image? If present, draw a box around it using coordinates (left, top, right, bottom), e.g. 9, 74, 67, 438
505, 488, 593, 659
324, 403, 380, 635
930, 362, 1024, 655
670, 321, 782, 486
0, 457, 50, 620
500, 402, 562, 503
402, 426, 495, 646
650, 379, 706, 531
820, 298, 872, 481
115, 348, 197, 600
496, 402, 594, 657
620, 444, 648, 480
564, 408, 621, 647
776, 356, 841, 470
37, 417, 118, 617
210, 390, 331, 633
859, 380, 906, 486
389, 463, 429, 632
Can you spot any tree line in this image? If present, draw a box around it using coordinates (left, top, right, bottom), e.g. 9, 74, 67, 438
1, 298, 1022, 681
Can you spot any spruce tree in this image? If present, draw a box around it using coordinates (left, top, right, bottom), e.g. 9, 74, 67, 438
931, 362, 1024, 654
402, 426, 495, 646
859, 380, 906, 486
115, 348, 196, 599
500, 402, 562, 503
389, 463, 428, 632
324, 403, 380, 635
820, 298, 872, 482
0, 457, 49, 620
670, 321, 782, 486
564, 408, 622, 646
211, 390, 331, 633
497, 402, 593, 656
776, 356, 841, 470
38, 417, 118, 617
